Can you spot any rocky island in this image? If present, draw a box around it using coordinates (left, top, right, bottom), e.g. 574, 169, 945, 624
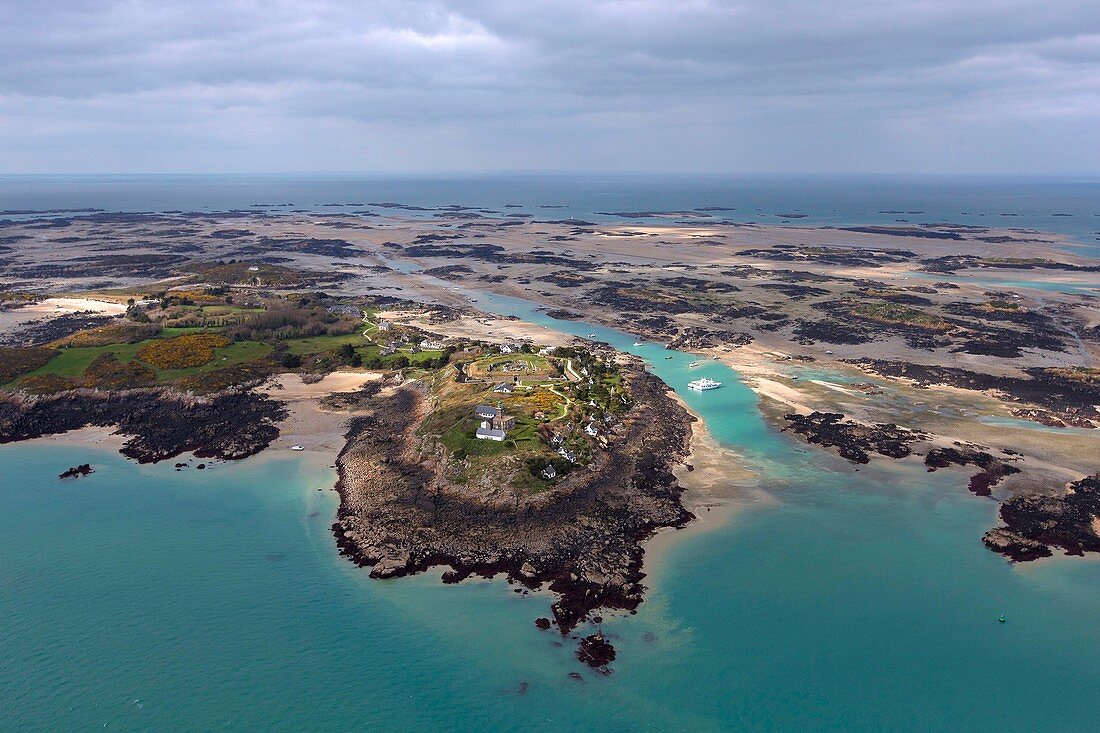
331, 352, 694, 643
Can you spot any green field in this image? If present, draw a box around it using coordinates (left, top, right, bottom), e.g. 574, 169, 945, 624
284, 333, 365, 355
3, 338, 272, 388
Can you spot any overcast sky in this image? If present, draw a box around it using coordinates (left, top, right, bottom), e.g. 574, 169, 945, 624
1, 0, 1098, 174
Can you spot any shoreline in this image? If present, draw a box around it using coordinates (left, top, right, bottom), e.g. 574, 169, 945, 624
643, 395, 776, 571
2, 371, 369, 483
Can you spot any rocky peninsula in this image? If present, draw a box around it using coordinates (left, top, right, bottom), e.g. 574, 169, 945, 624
331, 362, 695, 661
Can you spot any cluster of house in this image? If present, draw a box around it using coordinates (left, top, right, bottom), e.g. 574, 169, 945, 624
374, 335, 448, 357
548, 432, 577, 463
497, 342, 556, 356
474, 403, 516, 441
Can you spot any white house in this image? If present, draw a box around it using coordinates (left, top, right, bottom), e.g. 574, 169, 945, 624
475, 422, 506, 441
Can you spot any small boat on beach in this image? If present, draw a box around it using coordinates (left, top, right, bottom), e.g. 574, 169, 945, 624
290, 445, 305, 451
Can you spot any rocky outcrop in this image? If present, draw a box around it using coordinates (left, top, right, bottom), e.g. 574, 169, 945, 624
782, 412, 926, 463
924, 446, 1020, 496
331, 365, 694, 659
576, 633, 616, 672
0, 389, 287, 463
850, 360, 1099, 427
984, 475, 1100, 561
58, 463, 94, 479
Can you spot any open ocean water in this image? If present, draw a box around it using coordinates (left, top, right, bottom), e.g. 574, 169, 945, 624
1, 173, 1098, 255
2, 176, 1100, 730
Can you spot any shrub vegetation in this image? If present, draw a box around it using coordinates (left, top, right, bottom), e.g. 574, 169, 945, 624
136, 333, 232, 369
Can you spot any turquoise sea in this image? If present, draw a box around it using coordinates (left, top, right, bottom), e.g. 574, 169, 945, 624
3, 177, 1100, 730
4, 299, 1100, 731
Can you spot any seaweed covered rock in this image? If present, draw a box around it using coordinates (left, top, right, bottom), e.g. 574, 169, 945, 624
0, 389, 287, 463
984, 475, 1100, 561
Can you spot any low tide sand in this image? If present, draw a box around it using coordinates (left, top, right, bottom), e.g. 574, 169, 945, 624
644, 394, 776, 567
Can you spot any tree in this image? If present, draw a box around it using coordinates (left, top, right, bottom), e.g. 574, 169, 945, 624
337, 342, 356, 362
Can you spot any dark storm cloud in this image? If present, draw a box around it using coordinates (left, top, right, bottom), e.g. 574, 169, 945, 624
0, 0, 1097, 172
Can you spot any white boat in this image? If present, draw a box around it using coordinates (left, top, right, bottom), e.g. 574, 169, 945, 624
587, 332, 598, 338
687, 378, 722, 391
290, 445, 305, 451
632, 341, 643, 347
688, 360, 700, 367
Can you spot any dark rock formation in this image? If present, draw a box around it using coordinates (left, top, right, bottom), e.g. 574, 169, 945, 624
840, 226, 962, 240
850, 360, 1099, 427
984, 475, 1100, 561
782, 412, 926, 463
668, 328, 752, 350
576, 633, 616, 671
924, 446, 1020, 496
792, 319, 875, 345
0, 389, 287, 463
0, 313, 118, 348
58, 463, 94, 479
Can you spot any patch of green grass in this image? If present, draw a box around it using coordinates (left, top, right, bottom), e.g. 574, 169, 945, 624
159, 326, 212, 337
13, 342, 146, 382
440, 423, 513, 458
852, 302, 953, 332
4, 338, 271, 388
285, 333, 365, 355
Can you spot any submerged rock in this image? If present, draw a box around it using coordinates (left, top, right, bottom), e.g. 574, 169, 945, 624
576, 633, 616, 671
58, 463, 93, 479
